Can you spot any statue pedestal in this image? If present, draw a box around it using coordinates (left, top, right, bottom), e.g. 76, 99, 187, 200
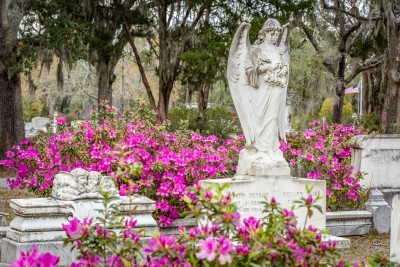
202, 175, 326, 229
236, 148, 291, 176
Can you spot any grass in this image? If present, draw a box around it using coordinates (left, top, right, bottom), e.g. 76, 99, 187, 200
0, 166, 15, 178
338, 232, 390, 264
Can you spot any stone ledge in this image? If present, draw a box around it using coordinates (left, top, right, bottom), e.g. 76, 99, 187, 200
322, 235, 350, 249
326, 210, 372, 219
326, 211, 372, 236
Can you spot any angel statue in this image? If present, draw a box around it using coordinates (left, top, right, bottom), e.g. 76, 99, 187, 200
228, 18, 291, 176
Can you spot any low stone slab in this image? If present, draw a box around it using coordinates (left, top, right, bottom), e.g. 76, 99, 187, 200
322, 235, 350, 249
326, 211, 372, 236
203, 175, 326, 229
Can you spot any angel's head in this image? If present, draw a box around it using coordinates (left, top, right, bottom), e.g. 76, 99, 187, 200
256, 19, 282, 45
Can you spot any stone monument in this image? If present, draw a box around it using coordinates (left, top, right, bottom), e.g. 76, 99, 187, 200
203, 19, 326, 229
1, 168, 157, 266
31, 117, 50, 132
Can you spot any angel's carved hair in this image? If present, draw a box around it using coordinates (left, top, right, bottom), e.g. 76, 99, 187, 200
261, 19, 282, 33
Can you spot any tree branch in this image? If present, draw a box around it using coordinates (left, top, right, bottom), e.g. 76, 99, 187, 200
344, 56, 383, 84
167, 2, 175, 28
122, 18, 157, 111
189, 3, 209, 30
180, 2, 194, 29
346, 23, 365, 51
320, 0, 381, 21
343, 21, 362, 41
145, 36, 159, 59
83, 91, 98, 101
300, 22, 336, 75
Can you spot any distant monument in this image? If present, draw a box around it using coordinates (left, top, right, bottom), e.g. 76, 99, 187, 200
227, 19, 290, 176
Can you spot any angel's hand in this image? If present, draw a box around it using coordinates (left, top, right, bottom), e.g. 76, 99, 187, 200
277, 66, 288, 77
275, 62, 284, 70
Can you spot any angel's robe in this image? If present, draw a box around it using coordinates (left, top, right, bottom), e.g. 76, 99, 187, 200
245, 45, 288, 152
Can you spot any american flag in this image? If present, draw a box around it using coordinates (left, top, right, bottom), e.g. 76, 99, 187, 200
344, 84, 359, 95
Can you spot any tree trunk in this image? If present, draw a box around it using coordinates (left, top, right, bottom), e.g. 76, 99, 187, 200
363, 69, 384, 125
332, 92, 344, 124
0, 0, 25, 159
385, 11, 400, 133
197, 83, 210, 119
157, 78, 174, 121
0, 69, 24, 159
96, 61, 116, 107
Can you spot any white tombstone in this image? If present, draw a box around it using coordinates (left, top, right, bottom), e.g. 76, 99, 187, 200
390, 194, 400, 263
31, 117, 50, 132
350, 135, 400, 188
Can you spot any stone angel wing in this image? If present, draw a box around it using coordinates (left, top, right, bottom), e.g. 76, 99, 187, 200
276, 23, 290, 142
227, 23, 255, 145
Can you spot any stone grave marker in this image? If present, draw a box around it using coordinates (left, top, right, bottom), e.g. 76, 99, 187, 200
31, 117, 50, 132
350, 134, 400, 188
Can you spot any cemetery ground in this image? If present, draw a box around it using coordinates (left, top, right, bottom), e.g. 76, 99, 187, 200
0, 184, 390, 264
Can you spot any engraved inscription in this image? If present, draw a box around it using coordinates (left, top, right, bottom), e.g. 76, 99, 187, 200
232, 190, 322, 214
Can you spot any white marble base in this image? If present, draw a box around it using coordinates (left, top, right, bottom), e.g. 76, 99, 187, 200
1, 195, 157, 265
1, 239, 76, 267
202, 175, 326, 229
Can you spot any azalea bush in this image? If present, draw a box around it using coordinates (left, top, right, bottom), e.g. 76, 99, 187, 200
280, 120, 368, 211
11, 183, 382, 267
0, 101, 244, 225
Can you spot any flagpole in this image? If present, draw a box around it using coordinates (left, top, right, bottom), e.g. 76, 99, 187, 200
359, 78, 363, 116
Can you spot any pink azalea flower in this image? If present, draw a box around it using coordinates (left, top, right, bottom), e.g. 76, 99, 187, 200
196, 236, 217, 261
218, 235, 233, 265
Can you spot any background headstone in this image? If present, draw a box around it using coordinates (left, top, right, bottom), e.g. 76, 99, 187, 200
365, 189, 391, 233
350, 135, 400, 188
31, 117, 50, 132
390, 194, 400, 264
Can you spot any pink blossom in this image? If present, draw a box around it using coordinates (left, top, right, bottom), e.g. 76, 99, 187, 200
196, 236, 217, 261
218, 235, 233, 265
305, 154, 314, 162
306, 195, 313, 205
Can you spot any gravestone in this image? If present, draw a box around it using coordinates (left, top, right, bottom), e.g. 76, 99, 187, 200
24, 122, 37, 137
365, 189, 391, 233
31, 117, 50, 132
350, 134, 400, 188
203, 18, 326, 230
1, 169, 157, 266
390, 194, 400, 264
